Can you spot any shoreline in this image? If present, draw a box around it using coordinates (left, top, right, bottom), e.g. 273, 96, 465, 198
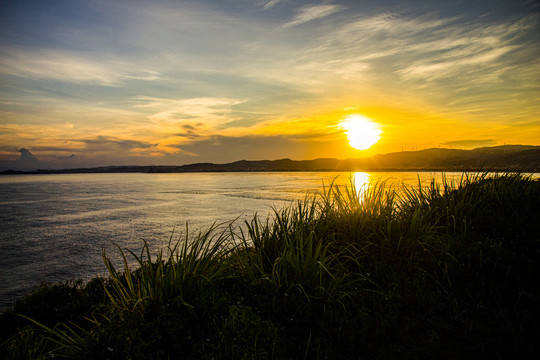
2, 167, 540, 176
2, 145, 539, 175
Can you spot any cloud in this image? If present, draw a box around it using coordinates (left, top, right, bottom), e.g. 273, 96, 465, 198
0, 137, 171, 169
72, 136, 158, 153
17, 148, 39, 166
0, 148, 40, 170
263, 0, 281, 10
283, 5, 346, 28
133, 96, 245, 129
176, 124, 204, 139
398, 45, 517, 81
441, 139, 496, 149
294, 59, 371, 80
29, 146, 79, 153
291, 10, 539, 123
0, 47, 159, 86
388, 15, 538, 83
314, 12, 537, 77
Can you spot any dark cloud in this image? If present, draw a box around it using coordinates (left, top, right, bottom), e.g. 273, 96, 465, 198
176, 124, 203, 138
18, 148, 39, 165
29, 146, 78, 152
441, 139, 496, 149
74, 136, 156, 151
0, 148, 40, 170
181, 124, 197, 131
0, 137, 164, 170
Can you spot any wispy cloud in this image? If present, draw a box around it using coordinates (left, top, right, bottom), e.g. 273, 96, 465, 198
282, 4, 346, 28
294, 59, 371, 80
73, 136, 156, 151
0, 47, 159, 86
133, 96, 245, 129
398, 46, 516, 81
287, 10, 539, 122
263, 0, 281, 10
311, 12, 538, 76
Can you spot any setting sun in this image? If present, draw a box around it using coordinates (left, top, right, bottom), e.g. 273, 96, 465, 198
340, 115, 382, 151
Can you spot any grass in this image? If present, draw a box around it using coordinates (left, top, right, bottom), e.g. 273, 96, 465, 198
1, 172, 539, 359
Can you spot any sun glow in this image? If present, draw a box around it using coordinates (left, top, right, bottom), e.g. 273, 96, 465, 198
340, 115, 382, 150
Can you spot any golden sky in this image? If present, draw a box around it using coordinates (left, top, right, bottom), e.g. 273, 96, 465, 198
1, 0, 539, 169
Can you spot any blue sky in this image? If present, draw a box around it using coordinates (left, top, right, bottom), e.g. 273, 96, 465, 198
1, 0, 539, 168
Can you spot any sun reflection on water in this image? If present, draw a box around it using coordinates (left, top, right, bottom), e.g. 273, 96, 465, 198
353, 172, 371, 199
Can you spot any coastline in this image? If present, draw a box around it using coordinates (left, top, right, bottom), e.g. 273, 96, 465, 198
2, 145, 539, 175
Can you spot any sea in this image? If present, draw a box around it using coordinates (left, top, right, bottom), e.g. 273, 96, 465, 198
0, 171, 536, 310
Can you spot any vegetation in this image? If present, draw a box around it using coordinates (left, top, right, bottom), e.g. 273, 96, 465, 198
1, 173, 539, 359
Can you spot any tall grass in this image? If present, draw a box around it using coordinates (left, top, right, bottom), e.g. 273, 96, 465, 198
232, 197, 352, 300
1, 172, 538, 359
102, 223, 231, 314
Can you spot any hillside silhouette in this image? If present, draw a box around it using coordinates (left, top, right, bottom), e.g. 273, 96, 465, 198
2, 145, 539, 174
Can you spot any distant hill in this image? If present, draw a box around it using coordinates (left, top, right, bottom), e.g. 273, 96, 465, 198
1, 145, 539, 175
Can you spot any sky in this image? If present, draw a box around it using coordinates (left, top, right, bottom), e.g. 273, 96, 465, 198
0, 0, 539, 169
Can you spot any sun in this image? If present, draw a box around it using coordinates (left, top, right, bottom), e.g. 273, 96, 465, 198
340, 115, 382, 150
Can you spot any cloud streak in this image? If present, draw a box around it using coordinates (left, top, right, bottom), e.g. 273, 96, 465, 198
282, 5, 346, 28
73, 136, 156, 151
0, 47, 159, 86
263, 0, 281, 10
133, 96, 245, 129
